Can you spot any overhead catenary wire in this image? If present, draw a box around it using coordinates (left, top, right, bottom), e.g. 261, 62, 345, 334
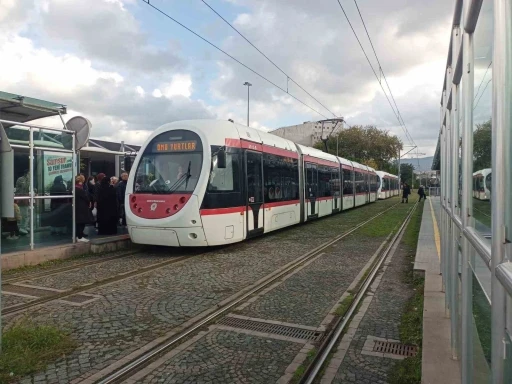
473, 61, 492, 102
139, 0, 330, 120
200, 0, 338, 119
335, 0, 415, 146
352, 0, 415, 146
473, 78, 492, 111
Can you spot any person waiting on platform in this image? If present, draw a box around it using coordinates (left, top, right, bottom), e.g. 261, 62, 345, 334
15, 169, 30, 235
2, 202, 21, 240
50, 175, 69, 235
97, 175, 118, 235
117, 172, 128, 227
75, 175, 91, 243
418, 185, 427, 202
401, 183, 411, 203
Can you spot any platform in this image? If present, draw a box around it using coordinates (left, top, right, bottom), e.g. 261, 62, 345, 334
1, 225, 132, 270
414, 197, 461, 384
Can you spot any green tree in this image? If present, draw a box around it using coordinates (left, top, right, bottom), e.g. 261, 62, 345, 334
473, 119, 491, 171
313, 125, 403, 170
400, 163, 415, 187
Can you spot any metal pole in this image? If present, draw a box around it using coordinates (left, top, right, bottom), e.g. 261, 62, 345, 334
247, 85, 250, 127
491, 0, 508, 381
72, 131, 76, 243
461, 26, 474, 384
29, 127, 34, 251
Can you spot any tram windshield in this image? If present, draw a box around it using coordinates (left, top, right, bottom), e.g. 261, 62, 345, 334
133, 130, 203, 194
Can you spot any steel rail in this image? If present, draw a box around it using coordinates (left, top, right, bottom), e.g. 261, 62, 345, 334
94, 201, 402, 384
3, 249, 141, 286
300, 202, 418, 384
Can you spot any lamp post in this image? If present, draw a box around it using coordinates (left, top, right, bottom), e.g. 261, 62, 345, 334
243, 82, 252, 127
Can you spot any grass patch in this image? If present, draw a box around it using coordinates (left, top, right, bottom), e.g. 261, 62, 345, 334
334, 294, 354, 316
472, 198, 491, 229
358, 204, 411, 238
388, 201, 425, 384
0, 322, 77, 383
290, 348, 317, 384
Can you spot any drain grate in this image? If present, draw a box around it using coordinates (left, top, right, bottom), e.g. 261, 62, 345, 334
373, 341, 418, 357
218, 317, 323, 341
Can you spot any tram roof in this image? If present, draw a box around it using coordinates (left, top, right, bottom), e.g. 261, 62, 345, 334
0, 91, 66, 128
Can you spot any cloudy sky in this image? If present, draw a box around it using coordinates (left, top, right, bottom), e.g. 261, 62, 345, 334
0, 0, 452, 156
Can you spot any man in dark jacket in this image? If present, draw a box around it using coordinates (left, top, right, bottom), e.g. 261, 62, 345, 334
418, 185, 427, 201
117, 172, 128, 226
402, 183, 411, 203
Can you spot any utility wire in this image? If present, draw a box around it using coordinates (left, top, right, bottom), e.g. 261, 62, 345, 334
200, 0, 338, 119
335, 0, 415, 146
140, 0, 329, 119
473, 61, 492, 102
352, 0, 415, 146
473, 79, 492, 111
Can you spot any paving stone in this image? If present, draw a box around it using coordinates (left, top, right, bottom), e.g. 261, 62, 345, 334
143, 329, 302, 383
2, 293, 34, 308
332, 241, 417, 383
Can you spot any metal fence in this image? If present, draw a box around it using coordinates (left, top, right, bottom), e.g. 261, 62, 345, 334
439, 0, 512, 382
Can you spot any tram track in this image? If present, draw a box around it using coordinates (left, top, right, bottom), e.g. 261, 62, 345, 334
3, 249, 141, 286
2, 251, 201, 316
299, 202, 418, 384
87, 202, 402, 384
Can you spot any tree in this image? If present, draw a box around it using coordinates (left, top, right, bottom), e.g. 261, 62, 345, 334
400, 163, 415, 187
473, 119, 491, 171
313, 125, 403, 171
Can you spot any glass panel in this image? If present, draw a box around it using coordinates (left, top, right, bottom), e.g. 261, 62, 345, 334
35, 150, 74, 196
33, 127, 74, 151
471, 270, 492, 383
505, 331, 512, 383
472, 0, 493, 235
34, 198, 73, 247
246, 152, 263, 204
458, 80, 463, 211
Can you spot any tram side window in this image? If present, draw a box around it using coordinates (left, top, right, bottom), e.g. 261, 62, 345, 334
263, 154, 299, 202
354, 171, 362, 193
342, 169, 353, 195
207, 151, 240, 192
318, 166, 332, 197
331, 167, 341, 197
306, 163, 318, 199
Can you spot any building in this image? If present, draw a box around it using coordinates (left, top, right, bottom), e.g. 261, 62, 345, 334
271, 118, 345, 147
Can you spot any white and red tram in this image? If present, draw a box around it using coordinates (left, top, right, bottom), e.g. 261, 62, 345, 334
376, 171, 399, 199
125, 120, 378, 247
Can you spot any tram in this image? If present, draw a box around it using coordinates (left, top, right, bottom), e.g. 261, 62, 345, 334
473, 168, 492, 200
376, 171, 399, 199
125, 120, 378, 247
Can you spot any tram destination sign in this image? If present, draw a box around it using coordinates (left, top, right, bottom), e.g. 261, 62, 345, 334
153, 140, 197, 152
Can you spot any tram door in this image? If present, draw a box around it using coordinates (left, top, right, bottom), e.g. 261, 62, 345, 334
306, 163, 318, 219
245, 151, 264, 237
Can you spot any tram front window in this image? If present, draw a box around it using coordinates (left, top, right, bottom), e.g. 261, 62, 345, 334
134, 152, 202, 193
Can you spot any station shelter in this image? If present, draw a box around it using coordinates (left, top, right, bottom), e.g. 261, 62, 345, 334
0, 91, 138, 255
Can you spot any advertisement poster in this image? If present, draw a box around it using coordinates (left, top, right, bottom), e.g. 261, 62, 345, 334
43, 152, 73, 211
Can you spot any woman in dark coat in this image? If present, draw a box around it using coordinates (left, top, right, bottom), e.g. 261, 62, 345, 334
97, 176, 118, 235
401, 183, 411, 203
75, 175, 91, 242
50, 175, 69, 234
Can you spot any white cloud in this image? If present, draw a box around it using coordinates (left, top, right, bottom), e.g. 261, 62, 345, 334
161, 74, 193, 99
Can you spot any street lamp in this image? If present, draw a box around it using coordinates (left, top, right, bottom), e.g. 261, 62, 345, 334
243, 82, 252, 127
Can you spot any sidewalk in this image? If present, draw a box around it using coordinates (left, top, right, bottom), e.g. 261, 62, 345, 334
414, 197, 461, 384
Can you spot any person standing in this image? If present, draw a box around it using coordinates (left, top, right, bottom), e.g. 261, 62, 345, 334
50, 175, 68, 234
116, 172, 128, 227
15, 169, 30, 235
402, 182, 411, 203
97, 176, 118, 235
75, 175, 90, 243
418, 185, 427, 202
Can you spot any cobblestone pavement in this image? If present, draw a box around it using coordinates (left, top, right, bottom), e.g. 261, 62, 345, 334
332, 240, 415, 383
142, 329, 303, 384
24, 252, 173, 290
9, 198, 400, 383
239, 235, 385, 326
2, 293, 33, 308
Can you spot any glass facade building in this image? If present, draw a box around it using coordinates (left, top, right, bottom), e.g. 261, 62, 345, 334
438, 0, 512, 382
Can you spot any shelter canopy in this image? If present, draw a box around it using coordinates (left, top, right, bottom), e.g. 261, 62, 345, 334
0, 91, 66, 128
